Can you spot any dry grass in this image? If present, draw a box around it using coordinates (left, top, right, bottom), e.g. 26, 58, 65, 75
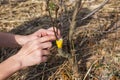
0, 0, 120, 80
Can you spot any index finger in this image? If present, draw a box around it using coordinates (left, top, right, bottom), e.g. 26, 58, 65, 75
38, 35, 56, 43
48, 27, 61, 38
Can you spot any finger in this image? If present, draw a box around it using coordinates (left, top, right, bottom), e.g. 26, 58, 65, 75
48, 27, 57, 31
45, 30, 55, 36
34, 29, 48, 37
24, 41, 52, 53
40, 29, 55, 37
39, 42, 52, 49
48, 27, 60, 34
41, 56, 48, 62
34, 29, 55, 37
42, 50, 50, 56
38, 35, 56, 43
48, 27, 61, 38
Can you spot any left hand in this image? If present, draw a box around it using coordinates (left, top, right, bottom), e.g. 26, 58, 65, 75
16, 27, 60, 46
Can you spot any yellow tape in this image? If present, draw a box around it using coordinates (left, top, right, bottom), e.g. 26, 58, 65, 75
56, 38, 63, 49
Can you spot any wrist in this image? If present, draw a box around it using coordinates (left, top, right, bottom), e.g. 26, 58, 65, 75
15, 35, 28, 46
12, 54, 27, 69
9, 55, 22, 70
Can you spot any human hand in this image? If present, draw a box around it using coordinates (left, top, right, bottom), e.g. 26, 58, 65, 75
31, 27, 60, 38
13, 35, 56, 68
16, 27, 60, 46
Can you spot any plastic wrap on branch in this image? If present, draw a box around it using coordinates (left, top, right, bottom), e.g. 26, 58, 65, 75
56, 38, 63, 49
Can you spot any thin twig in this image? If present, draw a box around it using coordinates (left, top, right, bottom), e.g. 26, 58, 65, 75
42, 63, 46, 80
46, 0, 59, 40
83, 59, 98, 80
81, 0, 109, 20
28, 65, 60, 80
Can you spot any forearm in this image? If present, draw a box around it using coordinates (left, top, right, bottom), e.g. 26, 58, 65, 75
0, 55, 21, 80
0, 32, 27, 47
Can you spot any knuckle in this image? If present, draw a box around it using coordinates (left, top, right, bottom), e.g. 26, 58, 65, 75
36, 50, 42, 57
43, 37, 49, 41
33, 44, 39, 50
33, 40, 38, 45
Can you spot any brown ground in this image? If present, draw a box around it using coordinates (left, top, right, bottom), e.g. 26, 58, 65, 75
0, 0, 120, 80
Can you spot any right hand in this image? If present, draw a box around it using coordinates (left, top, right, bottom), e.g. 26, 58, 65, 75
13, 35, 56, 68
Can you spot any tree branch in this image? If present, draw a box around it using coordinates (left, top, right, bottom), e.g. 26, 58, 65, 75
69, 0, 82, 49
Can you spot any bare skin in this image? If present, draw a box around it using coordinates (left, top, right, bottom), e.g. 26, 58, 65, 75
0, 27, 60, 80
